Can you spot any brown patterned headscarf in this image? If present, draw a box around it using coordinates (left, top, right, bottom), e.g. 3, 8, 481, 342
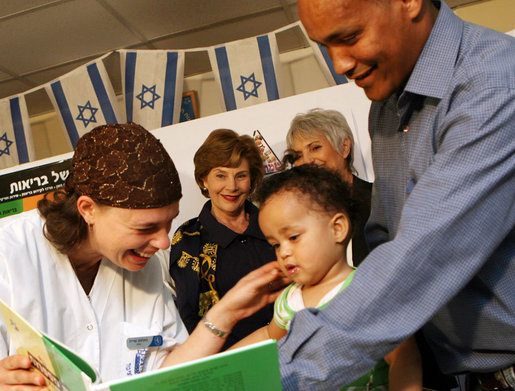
65, 122, 182, 208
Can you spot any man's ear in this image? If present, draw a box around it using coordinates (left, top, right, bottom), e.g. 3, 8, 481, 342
331, 213, 350, 244
402, 0, 425, 20
76, 195, 97, 225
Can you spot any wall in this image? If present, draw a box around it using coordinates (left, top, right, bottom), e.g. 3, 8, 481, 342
453, 0, 515, 33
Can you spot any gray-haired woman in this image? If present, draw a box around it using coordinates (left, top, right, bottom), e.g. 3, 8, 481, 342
286, 108, 372, 266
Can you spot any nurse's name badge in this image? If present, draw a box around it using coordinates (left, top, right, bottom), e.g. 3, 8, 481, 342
126, 335, 163, 349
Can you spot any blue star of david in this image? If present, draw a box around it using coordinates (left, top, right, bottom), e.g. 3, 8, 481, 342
76, 101, 98, 127
0, 132, 13, 157
136, 84, 161, 109
236, 73, 262, 100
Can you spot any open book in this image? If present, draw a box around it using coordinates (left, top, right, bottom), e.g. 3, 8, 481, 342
0, 298, 282, 390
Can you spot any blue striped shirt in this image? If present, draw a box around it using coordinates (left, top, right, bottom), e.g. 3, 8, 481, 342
279, 1, 515, 389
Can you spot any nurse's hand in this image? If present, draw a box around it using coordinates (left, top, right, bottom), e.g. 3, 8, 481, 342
207, 261, 290, 331
0, 354, 47, 390
161, 261, 289, 368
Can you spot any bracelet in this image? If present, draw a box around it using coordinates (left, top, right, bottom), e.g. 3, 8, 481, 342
201, 316, 229, 338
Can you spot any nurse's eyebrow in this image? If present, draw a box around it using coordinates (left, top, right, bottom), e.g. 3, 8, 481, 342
131, 220, 161, 229
134, 215, 177, 229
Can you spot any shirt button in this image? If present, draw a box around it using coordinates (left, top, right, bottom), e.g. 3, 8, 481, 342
86, 323, 94, 331
240, 238, 247, 244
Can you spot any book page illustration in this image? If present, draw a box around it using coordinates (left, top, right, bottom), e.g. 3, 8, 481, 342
253, 130, 282, 175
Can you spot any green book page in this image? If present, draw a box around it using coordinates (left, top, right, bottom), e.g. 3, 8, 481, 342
44, 337, 98, 382
43, 337, 96, 391
95, 340, 282, 391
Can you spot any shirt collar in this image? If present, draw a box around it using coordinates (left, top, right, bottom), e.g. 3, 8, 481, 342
404, 0, 463, 99
198, 200, 265, 248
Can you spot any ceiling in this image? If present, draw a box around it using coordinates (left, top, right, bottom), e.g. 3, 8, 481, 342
0, 0, 484, 117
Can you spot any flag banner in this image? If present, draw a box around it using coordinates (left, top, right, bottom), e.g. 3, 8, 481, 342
298, 23, 348, 86
208, 33, 283, 111
45, 54, 122, 148
120, 50, 185, 130
0, 95, 35, 169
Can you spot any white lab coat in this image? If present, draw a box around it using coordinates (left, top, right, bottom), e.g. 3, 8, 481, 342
0, 209, 188, 382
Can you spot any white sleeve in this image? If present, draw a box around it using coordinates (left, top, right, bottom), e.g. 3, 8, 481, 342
146, 250, 189, 370
0, 254, 12, 358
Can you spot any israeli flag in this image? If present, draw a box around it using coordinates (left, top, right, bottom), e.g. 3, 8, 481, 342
299, 23, 348, 86
120, 50, 185, 130
208, 33, 283, 111
0, 95, 35, 169
45, 54, 122, 148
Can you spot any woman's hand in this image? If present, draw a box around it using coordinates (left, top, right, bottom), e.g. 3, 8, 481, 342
206, 261, 290, 333
161, 261, 289, 368
0, 354, 47, 390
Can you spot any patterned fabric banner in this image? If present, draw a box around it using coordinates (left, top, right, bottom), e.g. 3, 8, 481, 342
45, 54, 122, 148
298, 23, 348, 86
0, 95, 34, 169
208, 33, 283, 111
119, 50, 185, 130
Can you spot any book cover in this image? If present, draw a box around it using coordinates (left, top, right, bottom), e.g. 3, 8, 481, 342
95, 339, 281, 391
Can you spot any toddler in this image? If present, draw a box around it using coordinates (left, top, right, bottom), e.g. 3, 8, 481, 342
232, 165, 422, 390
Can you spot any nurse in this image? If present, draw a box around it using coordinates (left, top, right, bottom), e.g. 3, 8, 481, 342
0, 122, 284, 388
